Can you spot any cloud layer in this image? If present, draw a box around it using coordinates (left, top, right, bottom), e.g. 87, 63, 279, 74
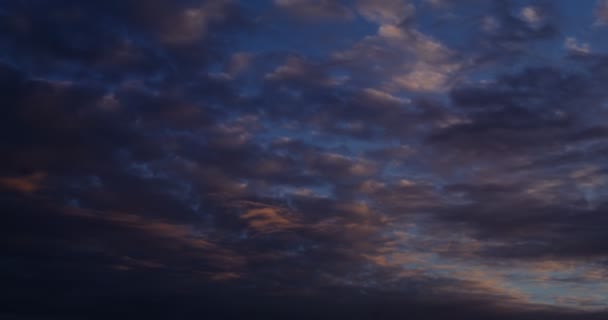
2, 0, 608, 319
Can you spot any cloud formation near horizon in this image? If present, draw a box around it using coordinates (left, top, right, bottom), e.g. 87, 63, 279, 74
2, 1, 608, 319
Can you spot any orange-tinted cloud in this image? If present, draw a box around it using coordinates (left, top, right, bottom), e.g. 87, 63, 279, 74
0, 172, 46, 193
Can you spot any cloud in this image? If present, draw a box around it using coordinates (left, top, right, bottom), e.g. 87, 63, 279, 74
333, 23, 462, 93
357, 0, 416, 25
0, 172, 46, 193
595, 0, 608, 25
240, 206, 299, 234
3, 0, 608, 318
274, 0, 354, 21
565, 37, 591, 54
520, 6, 542, 26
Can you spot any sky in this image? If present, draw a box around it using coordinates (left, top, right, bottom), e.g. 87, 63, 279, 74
2, 0, 608, 319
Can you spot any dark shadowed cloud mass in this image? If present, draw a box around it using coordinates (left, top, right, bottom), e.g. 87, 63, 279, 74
2, 1, 608, 319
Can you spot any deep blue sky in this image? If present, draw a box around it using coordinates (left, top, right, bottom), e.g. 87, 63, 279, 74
2, 1, 608, 319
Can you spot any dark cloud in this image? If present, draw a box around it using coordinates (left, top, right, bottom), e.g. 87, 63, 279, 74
431, 66, 606, 161
0, 0, 250, 82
